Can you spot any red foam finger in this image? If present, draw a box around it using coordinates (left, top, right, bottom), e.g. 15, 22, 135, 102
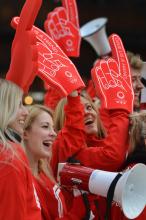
109, 34, 133, 90
17, 0, 42, 32
51, 11, 60, 26
6, 0, 42, 93
11, 15, 84, 94
31, 44, 38, 61
61, 0, 79, 28
44, 11, 80, 57
55, 7, 67, 20
6, 30, 38, 93
44, 19, 51, 36
91, 56, 134, 112
109, 34, 129, 74
36, 40, 84, 96
107, 58, 119, 77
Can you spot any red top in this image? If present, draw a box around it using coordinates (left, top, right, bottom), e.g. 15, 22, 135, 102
0, 141, 42, 220
34, 172, 87, 219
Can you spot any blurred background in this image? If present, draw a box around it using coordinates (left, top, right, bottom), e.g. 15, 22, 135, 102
0, 0, 146, 102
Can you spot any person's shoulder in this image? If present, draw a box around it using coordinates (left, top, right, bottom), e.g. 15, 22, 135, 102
0, 142, 29, 178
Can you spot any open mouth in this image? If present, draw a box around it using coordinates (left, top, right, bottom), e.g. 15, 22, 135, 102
43, 141, 51, 148
19, 120, 25, 125
85, 119, 94, 126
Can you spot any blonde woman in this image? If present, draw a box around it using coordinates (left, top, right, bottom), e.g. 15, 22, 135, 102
23, 104, 91, 220
0, 79, 41, 220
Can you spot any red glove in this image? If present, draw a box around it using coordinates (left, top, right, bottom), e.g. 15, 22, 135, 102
44, 0, 81, 57
6, 0, 42, 93
91, 34, 134, 113
11, 17, 85, 97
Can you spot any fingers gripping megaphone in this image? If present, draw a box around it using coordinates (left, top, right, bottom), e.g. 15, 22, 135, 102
58, 163, 146, 219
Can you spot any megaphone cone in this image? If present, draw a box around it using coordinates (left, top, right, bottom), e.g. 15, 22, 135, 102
58, 163, 146, 219
114, 164, 146, 219
80, 17, 111, 57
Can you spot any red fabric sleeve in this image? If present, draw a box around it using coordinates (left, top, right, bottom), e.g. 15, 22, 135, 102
86, 79, 96, 99
44, 86, 64, 111
51, 95, 86, 177
76, 110, 129, 171
57, 195, 87, 220
0, 163, 27, 220
0, 143, 41, 220
35, 172, 88, 220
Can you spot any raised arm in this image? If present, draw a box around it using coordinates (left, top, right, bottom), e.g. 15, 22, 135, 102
51, 34, 134, 176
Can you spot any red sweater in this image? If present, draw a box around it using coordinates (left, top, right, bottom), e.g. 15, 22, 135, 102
0, 142, 42, 220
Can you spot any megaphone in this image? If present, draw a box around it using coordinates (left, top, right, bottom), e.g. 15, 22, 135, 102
58, 163, 146, 219
80, 17, 111, 57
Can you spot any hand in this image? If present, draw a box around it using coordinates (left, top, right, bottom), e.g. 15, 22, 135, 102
91, 34, 134, 113
44, 0, 81, 57
6, 0, 42, 93
11, 17, 85, 96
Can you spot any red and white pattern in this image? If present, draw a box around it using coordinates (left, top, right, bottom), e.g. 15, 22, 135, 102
91, 34, 134, 113
44, 0, 81, 57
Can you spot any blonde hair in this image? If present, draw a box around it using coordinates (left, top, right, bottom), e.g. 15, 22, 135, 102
54, 93, 106, 138
24, 104, 53, 131
127, 51, 143, 70
0, 79, 23, 154
54, 98, 67, 132
129, 111, 146, 153
24, 104, 55, 182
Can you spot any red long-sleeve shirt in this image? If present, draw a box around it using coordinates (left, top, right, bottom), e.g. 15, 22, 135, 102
34, 172, 88, 220
51, 95, 130, 177
0, 142, 42, 220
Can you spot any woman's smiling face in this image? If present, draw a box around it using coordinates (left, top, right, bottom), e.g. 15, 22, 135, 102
81, 96, 98, 135
24, 110, 56, 160
9, 101, 28, 137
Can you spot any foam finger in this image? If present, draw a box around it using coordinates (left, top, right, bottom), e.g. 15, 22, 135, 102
61, 0, 79, 28
55, 7, 67, 20
109, 34, 133, 91
109, 34, 130, 76
31, 44, 38, 62
107, 58, 119, 77
17, 0, 42, 34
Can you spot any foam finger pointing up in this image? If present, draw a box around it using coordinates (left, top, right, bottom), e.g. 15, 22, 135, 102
61, 0, 79, 28
17, 0, 42, 34
109, 34, 130, 82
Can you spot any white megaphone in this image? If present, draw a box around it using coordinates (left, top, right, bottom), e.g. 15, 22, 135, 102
80, 17, 111, 57
58, 163, 146, 219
